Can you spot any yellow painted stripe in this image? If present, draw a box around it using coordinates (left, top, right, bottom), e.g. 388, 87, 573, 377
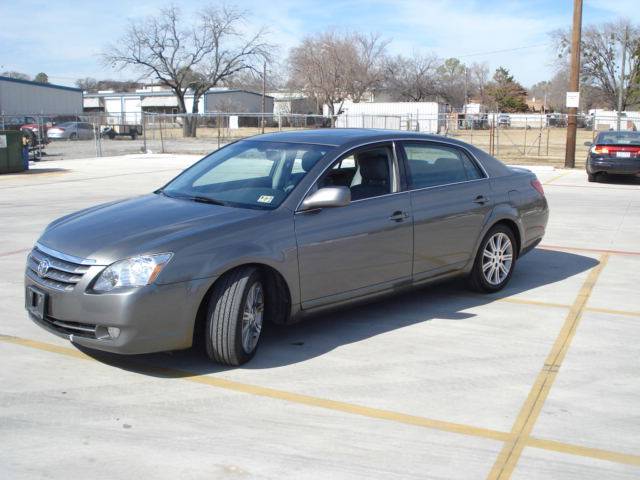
486, 254, 610, 480
585, 307, 640, 318
543, 171, 570, 185
0, 334, 509, 442
528, 437, 640, 467
496, 297, 571, 310
3, 329, 639, 468
539, 244, 640, 257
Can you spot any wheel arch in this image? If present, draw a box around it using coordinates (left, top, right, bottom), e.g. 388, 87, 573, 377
191, 262, 293, 348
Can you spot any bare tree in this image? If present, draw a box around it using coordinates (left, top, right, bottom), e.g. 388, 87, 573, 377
468, 62, 490, 105
1, 71, 30, 80
553, 20, 640, 110
347, 33, 389, 102
288, 31, 387, 124
435, 58, 468, 108
383, 53, 440, 102
103, 5, 270, 136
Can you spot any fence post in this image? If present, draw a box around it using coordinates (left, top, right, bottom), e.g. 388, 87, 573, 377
538, 115, 542, 157
142, 113, 147, 153
523, 118, 528, 157
159, 115, 165, 153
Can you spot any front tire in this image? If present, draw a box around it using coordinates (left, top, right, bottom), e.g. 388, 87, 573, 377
204, 267, 265, 366
468, 225, 517, 293
587, 172, 598, 182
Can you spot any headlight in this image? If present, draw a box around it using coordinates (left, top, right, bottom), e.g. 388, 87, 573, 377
93, 253, 173, 292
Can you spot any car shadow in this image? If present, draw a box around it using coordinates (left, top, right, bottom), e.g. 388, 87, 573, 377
78, 248, 599, 377
596, 174, 640, 185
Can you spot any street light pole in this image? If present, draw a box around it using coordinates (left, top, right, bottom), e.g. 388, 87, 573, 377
564, 0, 583, 169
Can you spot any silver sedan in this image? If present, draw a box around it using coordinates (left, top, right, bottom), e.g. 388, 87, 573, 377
25, 129, 549, 365
47, 122, 95, 140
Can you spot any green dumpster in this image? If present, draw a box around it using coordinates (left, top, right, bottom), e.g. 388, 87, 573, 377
0, 130, 26, 174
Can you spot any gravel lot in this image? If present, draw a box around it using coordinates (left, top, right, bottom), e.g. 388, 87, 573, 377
1, 154, 639, 479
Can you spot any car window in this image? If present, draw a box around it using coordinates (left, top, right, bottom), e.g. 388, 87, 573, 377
403, 143, 483, 188
163, 140, 332, 210
318, 145, 392, 201
596, 132, 640, 145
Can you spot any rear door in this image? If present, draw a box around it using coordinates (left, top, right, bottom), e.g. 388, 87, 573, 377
295, 142, 413, 308
398, 141, 493, 279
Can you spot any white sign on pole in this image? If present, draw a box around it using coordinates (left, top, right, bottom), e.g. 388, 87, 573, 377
566, 91, 580, 109
229, 115, 239, 129
0, 135, 7, 148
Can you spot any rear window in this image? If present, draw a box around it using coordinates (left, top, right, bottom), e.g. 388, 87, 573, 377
596, 132, 640, 145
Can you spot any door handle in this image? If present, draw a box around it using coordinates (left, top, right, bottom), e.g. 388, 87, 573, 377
473, 195, 488, 205
389, 211, 409, 222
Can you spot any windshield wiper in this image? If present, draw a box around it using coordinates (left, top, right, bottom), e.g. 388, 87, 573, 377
188, 195, 228, 206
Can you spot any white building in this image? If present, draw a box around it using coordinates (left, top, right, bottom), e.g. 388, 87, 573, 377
83, 86, 273, 123
268, 91, 318, 115
0, 75, 83, 116
588, 109, 640, 131
324, 101, 448, 133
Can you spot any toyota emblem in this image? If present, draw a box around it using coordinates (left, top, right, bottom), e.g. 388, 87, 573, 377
37, 259, 50, 278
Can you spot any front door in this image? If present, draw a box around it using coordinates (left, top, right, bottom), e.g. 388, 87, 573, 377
294, 143, 413, 308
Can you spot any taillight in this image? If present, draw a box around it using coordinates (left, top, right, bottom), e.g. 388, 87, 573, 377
592, 146, 609, 154
531, 178, 545, 196
592, 145, 640, 156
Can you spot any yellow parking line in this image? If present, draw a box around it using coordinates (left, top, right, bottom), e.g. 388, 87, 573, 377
496, 297, 571, 310
0, 333, 509, 442
528, 437, 640, 467
539, 244, 640, 257
486, 254, 610, 480
585, 307, 640, 318
3, 327, 640, 468
543, 171, 571, 185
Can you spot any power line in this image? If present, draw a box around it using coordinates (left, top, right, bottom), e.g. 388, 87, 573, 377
457, 43, 550, 58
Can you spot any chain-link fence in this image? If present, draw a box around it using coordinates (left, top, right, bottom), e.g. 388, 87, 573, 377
2, 111, 638, 166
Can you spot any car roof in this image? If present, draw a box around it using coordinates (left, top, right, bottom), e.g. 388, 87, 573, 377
246, 128, 460, 147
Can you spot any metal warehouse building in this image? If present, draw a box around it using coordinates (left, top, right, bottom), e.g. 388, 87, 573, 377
0, 76, 83, 115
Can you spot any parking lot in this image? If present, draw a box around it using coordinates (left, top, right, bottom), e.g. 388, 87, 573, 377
1, 154, 639, 479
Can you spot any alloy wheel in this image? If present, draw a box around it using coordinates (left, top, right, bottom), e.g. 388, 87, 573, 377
241, 282, 264, 354
482, 232, 513, 286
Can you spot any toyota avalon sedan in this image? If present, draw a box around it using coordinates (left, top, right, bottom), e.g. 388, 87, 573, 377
25, 129, 549, 365
585, 130, 640, 182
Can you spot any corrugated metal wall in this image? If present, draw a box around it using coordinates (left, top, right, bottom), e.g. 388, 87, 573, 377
0, 78, 83, 115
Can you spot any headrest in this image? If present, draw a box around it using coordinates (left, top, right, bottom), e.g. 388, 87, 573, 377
434, 157, 461, 170
358, 152, 388, 181
301, 150, 324, 172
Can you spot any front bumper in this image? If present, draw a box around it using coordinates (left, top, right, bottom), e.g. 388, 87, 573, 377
587, 157, 640, 175
25, 267, 214, 355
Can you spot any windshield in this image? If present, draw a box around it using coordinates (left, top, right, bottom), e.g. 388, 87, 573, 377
162, 140, 333, 209
596, 131, 640, 146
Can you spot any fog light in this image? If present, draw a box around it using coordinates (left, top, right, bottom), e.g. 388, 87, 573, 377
107, 327, 121, 339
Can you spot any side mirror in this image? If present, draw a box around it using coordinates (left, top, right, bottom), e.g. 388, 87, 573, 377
300, 186, 351, 211
583, 141, 592, 147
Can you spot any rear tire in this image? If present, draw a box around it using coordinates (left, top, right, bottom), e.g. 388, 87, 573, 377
69, 132, 77, 141
204, 267, 265, 366
587, 172, 598, 182
468, 225, 517, 293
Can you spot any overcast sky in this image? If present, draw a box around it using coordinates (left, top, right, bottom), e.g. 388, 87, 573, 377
0, 0, 637, 88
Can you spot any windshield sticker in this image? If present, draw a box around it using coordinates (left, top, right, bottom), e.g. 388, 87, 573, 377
257, 195, 274, 204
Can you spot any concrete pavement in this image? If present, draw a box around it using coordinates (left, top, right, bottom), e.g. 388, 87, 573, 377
1, 154, 639, 479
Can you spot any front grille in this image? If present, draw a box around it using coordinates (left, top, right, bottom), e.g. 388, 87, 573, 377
35, 315, 97, 338
26, 245, 92, 292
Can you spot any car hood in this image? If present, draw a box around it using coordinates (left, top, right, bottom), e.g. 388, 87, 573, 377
38, 193, 265, 264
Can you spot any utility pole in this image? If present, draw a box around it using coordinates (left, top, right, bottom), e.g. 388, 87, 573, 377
616, 26, 628, 132
261, 60, 266, 134
564, 0, 583, 169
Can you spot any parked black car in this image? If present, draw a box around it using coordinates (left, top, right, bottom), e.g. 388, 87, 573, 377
585, 131, 640, 182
